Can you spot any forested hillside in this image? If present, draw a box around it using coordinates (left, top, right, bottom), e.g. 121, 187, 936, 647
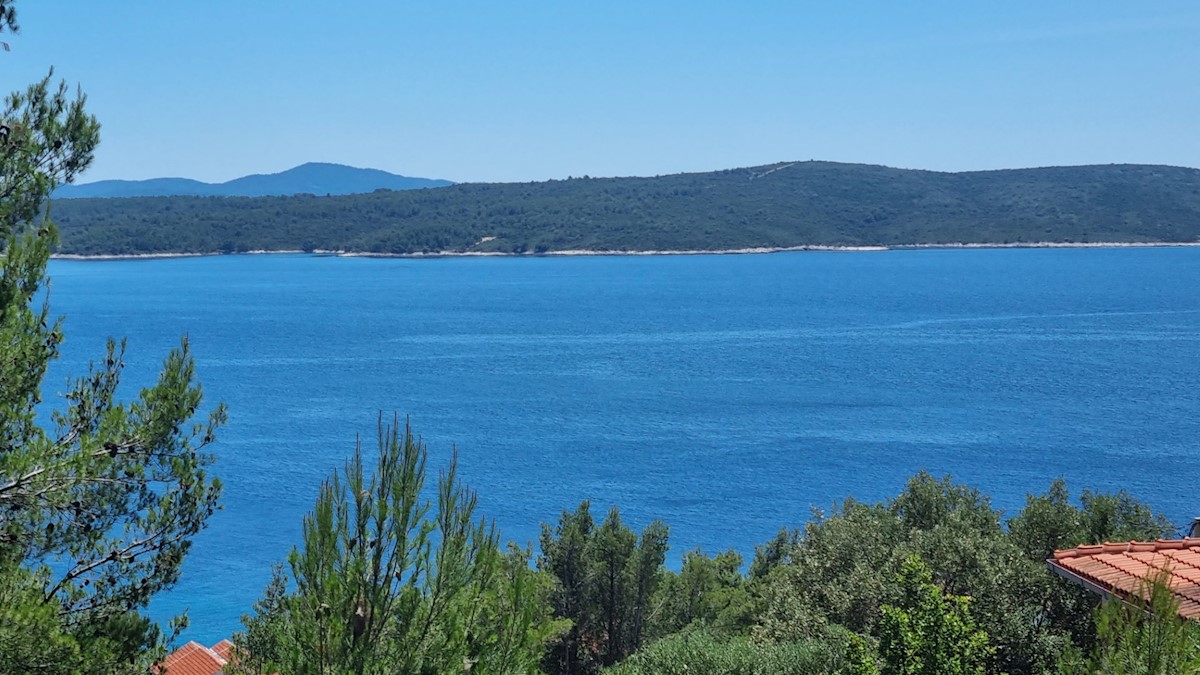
51, 161, 1200, 255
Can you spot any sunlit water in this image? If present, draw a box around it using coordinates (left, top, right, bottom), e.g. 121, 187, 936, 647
43, 248, 1200, 643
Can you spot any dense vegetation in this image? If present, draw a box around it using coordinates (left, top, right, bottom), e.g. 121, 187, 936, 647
229, 419, 1197, 675
50, 161, 1200, 255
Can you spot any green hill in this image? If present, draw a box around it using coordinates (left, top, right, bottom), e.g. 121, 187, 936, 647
49, 161, 1200, 256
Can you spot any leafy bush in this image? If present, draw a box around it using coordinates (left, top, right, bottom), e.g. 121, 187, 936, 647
604, 628, 846, 675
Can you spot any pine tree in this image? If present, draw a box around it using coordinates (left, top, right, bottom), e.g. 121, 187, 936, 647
539, 500, 596, 674
234, 417, 562, 674
539, 503, 668, 673
1058, 571, 1200, 675
0, 4, 225, 671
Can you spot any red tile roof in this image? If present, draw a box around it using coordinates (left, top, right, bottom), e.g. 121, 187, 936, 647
157, 640, 228, 675
1048, 538, 1200, 620
211, 639, 234, 662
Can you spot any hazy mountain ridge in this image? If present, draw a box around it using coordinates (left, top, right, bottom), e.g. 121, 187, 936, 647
50, 161, 1200, 255
52, 162, 453, 198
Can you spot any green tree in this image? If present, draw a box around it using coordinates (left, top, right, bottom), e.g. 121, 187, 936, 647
1008, 479, 1175, 564
840, 633, 881, 675
756, 497, 903, 638
233, 417, 562, 674
591, 508, 638, 667
1, 4, 225, 672
654, 549, 750, 637
748, 527, 800, 580
604, 627, 847, 675
540, 500, 596, 674
539, 502, 669, 673
1058, 572, 1200, 675
588, 508, 668, 666
754, 474, 1062, 673
877, 555, 991, 675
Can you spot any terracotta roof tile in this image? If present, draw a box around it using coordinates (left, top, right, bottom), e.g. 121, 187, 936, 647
211, 639, 234, 661
1177, 550, 1200, 565
1048, 539, 1200, 620
1176, 566, 1200, 583
157, 640, 228, 675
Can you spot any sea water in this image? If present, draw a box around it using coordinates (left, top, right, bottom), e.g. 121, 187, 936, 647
43, 248, 1200, 642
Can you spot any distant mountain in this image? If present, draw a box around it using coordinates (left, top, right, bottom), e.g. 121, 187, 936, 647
52, 162, 453, 198
51, 161, 1200, 256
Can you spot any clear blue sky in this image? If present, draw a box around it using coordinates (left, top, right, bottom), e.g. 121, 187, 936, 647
6, 1, 1200, 183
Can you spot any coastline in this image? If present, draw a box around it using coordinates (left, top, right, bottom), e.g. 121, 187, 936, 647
48, 240, 1200, 261
50, 249, 308, 261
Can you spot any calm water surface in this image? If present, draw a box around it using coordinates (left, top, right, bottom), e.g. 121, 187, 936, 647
45, 248, 1200, 642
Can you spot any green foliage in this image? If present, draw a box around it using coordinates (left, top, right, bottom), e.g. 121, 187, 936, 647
1, 3, 224, 671
214, 463, 1183, 675
752, 472, 1176, 674
749, 527, 800, 580
653, 548, 751, 637
1076, 490, 1177, 548
877, 555, 991, 675
1008, 479, 1175, 563
604, 627, 846, 675
0, 566, 86, 673
539, 502, 669, 673
2, 78, 99, 232
1058, 572, 1200, 675
232, 417, 563, 674
840, 633, 881, 675
756, 497, 902, 639
49, 162, 1200, 256
539, 500, 595, 674
0, 1, 16, 33
230, 563, 290, 673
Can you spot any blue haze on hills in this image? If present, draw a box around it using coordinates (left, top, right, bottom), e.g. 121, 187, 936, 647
51, 162, 453, 198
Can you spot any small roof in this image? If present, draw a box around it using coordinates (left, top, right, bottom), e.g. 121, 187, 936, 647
157, 640, 228, 675
211, 639, 235, 662
1048, 538, 1200, 620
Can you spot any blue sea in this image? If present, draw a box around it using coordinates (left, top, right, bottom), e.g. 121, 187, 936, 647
44, 248, 1200, 643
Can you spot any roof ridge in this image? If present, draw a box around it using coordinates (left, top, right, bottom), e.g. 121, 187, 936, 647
1053, 538, 1200, 559
157, 638, 229, 674
1048, 538, 1200, 620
